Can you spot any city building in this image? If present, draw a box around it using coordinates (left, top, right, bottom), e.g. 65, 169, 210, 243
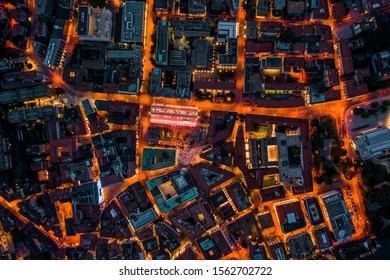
260, 21, 283, 37
197, 230, 232, 260
92, 130, 136, 187
190, 162, 236, 194
354, 126, 390, 160
225, 181, 251, 212
257, 0, 270, 17
188, 0, 206, 15
77, 6, 112, 42
200, 141, 234, 167
70, 181, 103, 206
206, 111, 237, 144
217, 21, 238, 42
312, 226, 333, 252
169, 199, 216, 240
257, 211, 275, 229
274, 199, 306, 233
286, 232, 315, 259
121, 1, 145, 43
226, 212, 261, 242
172, 20, 211, 37
274, 0, 287, 14
193, 39, 211, 68
303, 197, 325, 226
43, 19, 68, 68
218, 38, 238, 67
320, 191, 355, 243
63, 44, 143, 94
116, 182, 158, 230
336, 40, 354, 75
100, 201, 132, 239
267, 238, 288, 260
156, 20, 170, 65
371, 51, 390, 77
146, 169, 199, 213
150, 104, 199, 127
169, 50, 186, 66
142, 148, 176, 171
0, 137, 12, 171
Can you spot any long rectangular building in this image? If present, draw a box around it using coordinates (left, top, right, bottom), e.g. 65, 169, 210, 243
320, 191, 355, 243
354, 126, 390, 160
121, 1, 145, 43
150, 104, 199, 127
172, 20, 211, 37
156, 20, 169, 65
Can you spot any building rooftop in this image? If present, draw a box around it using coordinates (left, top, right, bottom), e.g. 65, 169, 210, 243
169, 199, 216, 240
354, 126, 390, 160
320, 191, 355, 243
303, 197, 325, 226
142, 148, 176, 171
70, 181, 103, 206
121, 1, 145, 43
172, 19, 211, 37
274, 199, 306, 233
156, 20, 169, 65
257, 211, 275, 229
190, 162, 236, 194
287, 232, 315, 259
312, 226, 333, 251
150, 104, 198, 127
267, 238, 288, 260
217, 21, 238, 42
77, 6, 112, 41
225, 181, 251, 212
146, 169, 198, 213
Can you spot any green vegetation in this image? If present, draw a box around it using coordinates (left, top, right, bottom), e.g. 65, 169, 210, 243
310, 115, 337, 154
361, 161, 390, 188
331, 139, 347, 164
353, 107, 365, 115
364, 182, 390, 237
280, 29, 295, 43
322, 161, 339, 185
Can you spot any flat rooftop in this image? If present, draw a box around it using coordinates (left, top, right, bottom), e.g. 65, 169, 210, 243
156, 20, 169, 65
121, 1, 145, 43
150, 104, 199, 127
354, 126, 390, 160
320, 191, 355, 243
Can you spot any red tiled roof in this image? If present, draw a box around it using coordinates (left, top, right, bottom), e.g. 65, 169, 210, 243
49, 138, 78, 164
332, 2, 346, 21
245, 40, 274, 54
325, 69, 340, 87
319, 41, 334, 54
275, 201, 304, 226
293, 42, 306, 53
343, 79, 369, 98
291, 26, 304, 37
194, 75, 236, 91
338, 40, 354, 75
284, 57, 305, 71
324, 88, 341, 101
260, 21, 283, 34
